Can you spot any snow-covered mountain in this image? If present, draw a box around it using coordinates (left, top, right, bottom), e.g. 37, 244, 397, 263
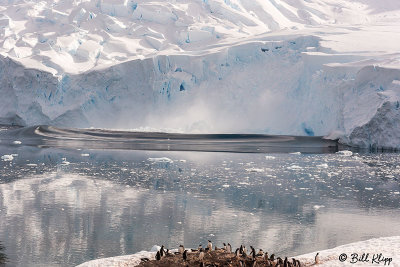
1, 0, 400, 148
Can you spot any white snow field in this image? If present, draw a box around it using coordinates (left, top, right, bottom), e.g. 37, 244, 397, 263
1, 0, 400, 148
76, 236, 400, 267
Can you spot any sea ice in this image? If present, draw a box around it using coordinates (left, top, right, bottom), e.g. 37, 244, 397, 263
1, 155, 13, 161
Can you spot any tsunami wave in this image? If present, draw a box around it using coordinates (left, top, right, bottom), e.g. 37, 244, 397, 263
0, 125, 340, 153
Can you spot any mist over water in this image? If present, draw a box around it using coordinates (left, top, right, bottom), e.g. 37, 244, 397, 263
0, 136, 399, 266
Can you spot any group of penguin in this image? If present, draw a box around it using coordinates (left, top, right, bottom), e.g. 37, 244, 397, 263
150, 240, 317, 266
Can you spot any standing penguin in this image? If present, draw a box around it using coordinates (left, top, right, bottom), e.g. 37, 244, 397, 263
227, 243, 232, 253
270, 254, 275, 261
156, 251, 161, 261
223, 243, 227, 251
207, 240, 212, 251
264, 252, 269, 261
315, 252, 320, 264
257, 249, 264, 257
160, 245, 165, 257
240, 245, 244, 254
183, 250, 188, 261
235, 248, 240, 259
250, 246, 256, 259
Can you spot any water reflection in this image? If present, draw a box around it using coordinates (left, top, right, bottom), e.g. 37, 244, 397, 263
0, 147, 399, 266
0, 241, 7, 266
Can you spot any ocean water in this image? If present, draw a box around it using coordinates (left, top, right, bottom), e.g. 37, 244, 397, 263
0, 127, 399, 266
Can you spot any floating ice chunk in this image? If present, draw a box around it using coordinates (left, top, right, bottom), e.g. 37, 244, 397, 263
61, 158, 70, 165
26, 163, 38, 166
336, 150, 353, 156
147, 157, 173, 163
245, 167, 264, 172
365, 187, 373, 191
1, 155, 13, 161
287, 165, 302, 170
290, 152, 301, 155
179, 159, 186, 162
265, 156, 276, 160
13, 140, 22, 145
81, 153, 90, 157
222, 184, 230, 188
313, 205, 325, 210
316, 163, 328, 168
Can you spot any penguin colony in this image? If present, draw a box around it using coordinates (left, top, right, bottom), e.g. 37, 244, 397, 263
138, 240, 315, 266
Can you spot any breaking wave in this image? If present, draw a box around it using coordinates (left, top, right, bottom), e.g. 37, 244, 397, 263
0, 125, 339, 153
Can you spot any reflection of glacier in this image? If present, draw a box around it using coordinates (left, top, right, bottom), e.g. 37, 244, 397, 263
1, 148, 400, 266
1, 0, 400, 148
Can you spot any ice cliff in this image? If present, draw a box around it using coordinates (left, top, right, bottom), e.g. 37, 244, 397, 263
1, 0, 400, 149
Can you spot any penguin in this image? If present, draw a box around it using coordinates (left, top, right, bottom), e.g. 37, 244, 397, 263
223, 243, 227, 251
315, 252, 320, 264
270, 254, 275, 261
198, 244, 203, 250
264, 252, 269, 262
239, 260, 244, 267
284, 257, 288, 267
165, 249, 172, 257
240, 245, 244, 254
235, 248, 240, 259
296, 259, 301, 267
256, 249, 264, 257
242, 247, 247, 259
160, 245, 165, 257
200, 262, 205, 267
178, 244, 184, 254
156, 251, 161, 261
183, 250, 188, 261
140, 258, 150, 262
207, 240, 213, 251
199, 248, 205, 261
250, 246, 256, 259
227, 243, 232, 253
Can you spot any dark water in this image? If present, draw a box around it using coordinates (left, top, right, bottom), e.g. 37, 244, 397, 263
0, 126, 399, 266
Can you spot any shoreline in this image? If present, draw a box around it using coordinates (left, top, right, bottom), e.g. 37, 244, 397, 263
76, 236, 400, 267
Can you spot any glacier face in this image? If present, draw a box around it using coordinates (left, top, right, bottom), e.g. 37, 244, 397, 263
1, 0, 400, 148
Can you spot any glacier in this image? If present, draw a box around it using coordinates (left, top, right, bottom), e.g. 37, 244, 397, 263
1, 0, 400, 149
